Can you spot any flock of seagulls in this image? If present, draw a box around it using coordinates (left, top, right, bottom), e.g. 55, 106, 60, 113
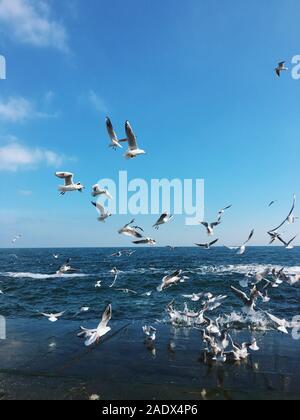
6, 62, 299, 370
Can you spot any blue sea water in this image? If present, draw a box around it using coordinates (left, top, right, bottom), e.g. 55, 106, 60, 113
0, 247, 300, 400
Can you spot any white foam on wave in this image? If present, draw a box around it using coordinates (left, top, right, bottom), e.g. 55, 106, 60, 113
1, 272, 89, 280
193, 264, 300, 276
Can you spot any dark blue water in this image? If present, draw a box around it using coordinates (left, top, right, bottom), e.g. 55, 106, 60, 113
0, 247, 300, 400
0, 247, 299, 321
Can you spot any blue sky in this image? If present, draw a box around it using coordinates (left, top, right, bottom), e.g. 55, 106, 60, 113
0, 0, 300, 248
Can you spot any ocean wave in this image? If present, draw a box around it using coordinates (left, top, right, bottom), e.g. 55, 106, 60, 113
192, 264, 300, 276
1, 272, 90, 280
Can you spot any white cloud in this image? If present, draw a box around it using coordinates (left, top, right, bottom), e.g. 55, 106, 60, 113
0, 142, 63, 171
0, 0, 69, 52
0, 96, 59, 122
88, 90, 108, 114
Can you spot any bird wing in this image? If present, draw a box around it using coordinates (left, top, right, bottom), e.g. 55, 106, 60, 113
209, 239, 219, 247
53, 311, 65, 318
243, 229, 254, 246
55, 172, 73, 186
106, 117, 118, 141
98, 304, 112, 329
133, 239, 147, 244
266, 312, 282, 326
269, 194, 296, 232
91, 201, 105, 216
287, 235, 297, 246
125, 121, 138, 150
155, 213, 168, 226
231, 286, 249, 304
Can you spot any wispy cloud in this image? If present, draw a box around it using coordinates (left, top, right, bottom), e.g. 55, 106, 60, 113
88, 90, 108, 114
0, 142, 64, 171
0, 0, 69, 52
0, 96, 59, 122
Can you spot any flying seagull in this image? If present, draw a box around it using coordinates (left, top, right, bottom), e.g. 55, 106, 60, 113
91, 184, 113, 200
91, 201, 112, 222
41, 311, 65, 323
157, 270, 183, 292
201, 218, 221, 236
55, 172, 84, 195
275, 61, 288, 77
277, 235, 297, 250
236, 229, 254, 255
106, 117, 127, 150
78, 304, 112, 346
118, 220, 143, 238
269, 194, 296, 233
124, 120, 146, 159
231, 286, 260, 314
195, 239, 219, 249
12, 234, 22, 244
153, 213, 174, 230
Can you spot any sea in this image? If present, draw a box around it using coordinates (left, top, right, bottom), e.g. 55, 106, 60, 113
0, 247, 299, 400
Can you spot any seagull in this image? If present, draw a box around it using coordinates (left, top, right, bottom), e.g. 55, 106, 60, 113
78, 304, 112, 346
106, 117, 127, 150
269, 194, 296, 233
231, 286, 260, 314
201, 218, 221, 236
53, 254, 59, 259
285, 274, 300, 285
275, 61, 288, 77
124, 120, 146, 159
109, 251, 124, 258
157, 270, 183, 292
95, 281, 102, 288
182, 292, 208, 302
143, 325, 156, 341
80, 307, 90, 313
195, 239, 219, 249
109, 268, 119, 288
118, 220, 143, 239
265, 312, 289, 334
56, 258, 77, 274
91, 201, 112, 222
277, 235, 297, 250
91, 184, 113, 200
268, 231, 283, 245
55, 172, 84, 195
236, 229, 254, 255
133, 238, 156, 245
12, 234, 22, 244
249, 338, 260, 352
228, 335, 250, 361
41, 311, 65, 323
153, 213, 174, 230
